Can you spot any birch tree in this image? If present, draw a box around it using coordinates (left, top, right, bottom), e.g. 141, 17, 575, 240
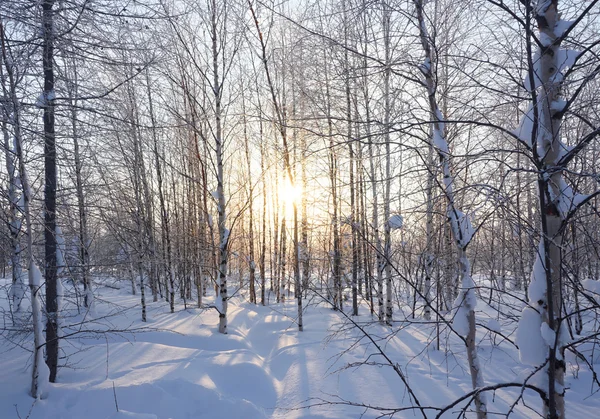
510, 1, 600, 417
414, 1, 487, 417
0, 34, 25, 314
0, 20, 49, 397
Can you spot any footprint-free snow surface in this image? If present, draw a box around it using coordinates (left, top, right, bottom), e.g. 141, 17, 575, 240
1, 279, 599, 418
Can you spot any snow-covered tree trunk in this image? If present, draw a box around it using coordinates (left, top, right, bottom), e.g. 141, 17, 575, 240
213, 0, 228, 334
515, 2, 578, 417
414, 1, 487, 417
0, 74, 25, 314
1, 24, 49, 397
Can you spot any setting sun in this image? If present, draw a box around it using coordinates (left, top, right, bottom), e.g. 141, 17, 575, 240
281, 179, 302, 207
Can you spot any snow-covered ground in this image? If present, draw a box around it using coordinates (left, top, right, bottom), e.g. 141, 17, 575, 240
1, 278, 599, 418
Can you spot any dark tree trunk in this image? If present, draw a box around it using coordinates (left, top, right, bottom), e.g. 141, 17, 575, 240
42, 0, 58, 384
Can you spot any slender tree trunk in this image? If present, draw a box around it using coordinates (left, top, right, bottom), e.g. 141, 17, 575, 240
41, 0, 59, 383
273, 170, 280, 301
359, 3, 383, 320
414, 1, 486, 417
301, 101, 310, 298
520, 3, 567, 417
129, 82, 148, 322
1, 26, 48, 396
424, 131, 435, 321
0, 67, 24, 314
213, 0, 228, 334
242, 92, 256, 304
382, 2, 393, 326
259, 115, 267, 306
572, 224, 582, 334
68, 77, 93, 310
321, 48, 342, 311
344, 5, 358, 316
280, 215, 287, 301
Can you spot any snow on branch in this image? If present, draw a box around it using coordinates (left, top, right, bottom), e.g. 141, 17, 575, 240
448, 209, 474, 248
35, 90, 55, 108
387, 214, 403, 230
452, 271, 477, 337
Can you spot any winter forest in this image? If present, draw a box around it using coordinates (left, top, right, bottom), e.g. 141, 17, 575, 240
1, 0, 600, 417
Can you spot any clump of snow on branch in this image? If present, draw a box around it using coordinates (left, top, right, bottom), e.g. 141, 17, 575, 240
516, 306, 547, 365
554, 19, 574, 37
528, 241, 547, 306
448, 209, 474, 248
30, 262, 51, 397
513, 105, 534, 147
524, 50, 542, 92
550, 177, 590, 217
512, 106, 552, 151
452, 261, 477, 337
56, 226, 66, 336
56, 226, 66, 275
221, 228, 230, 248
540, 322, 556, 348
432, 109, 448, 154
433, 129, 449, 154
556, 323, 571, 358
419, 57, 431, 75
487, 318, 501, 333
534, 0, 553, 18
515, 239, 568, 366
435, 109, 445, 130
551, 99, 567, 114
583, 279, 600, 302
539, 32, 553, 47
35, 90, 55, 108
557, 49, 580, 71
387, 214, 403, 230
